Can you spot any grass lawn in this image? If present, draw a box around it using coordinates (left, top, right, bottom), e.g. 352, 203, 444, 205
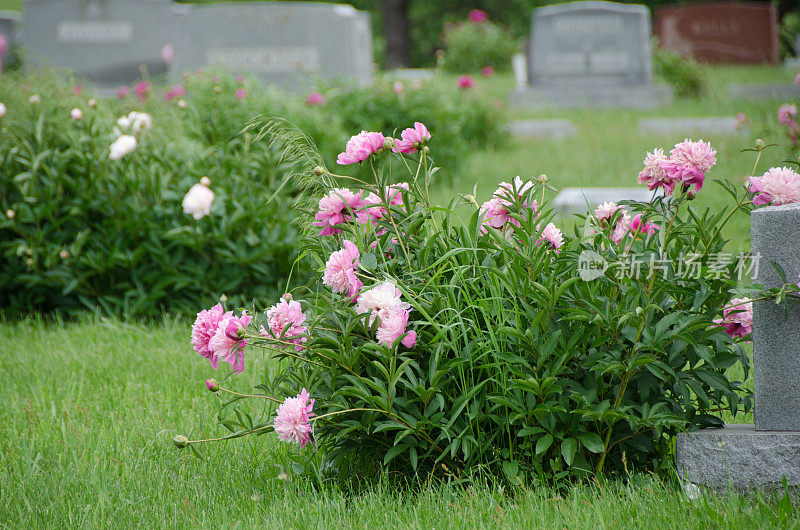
1, 317, 795, 528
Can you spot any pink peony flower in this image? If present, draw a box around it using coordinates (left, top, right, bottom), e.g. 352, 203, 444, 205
480, 177, 538, 234
457, 75, 476, 90
356, 282, 415, 348
375, 307, 417, 348
393, 122, 431, 154
364, 182, 409, 221
191, 303, 233, 369
468, 9, 489, 23
610, 212, 632, 244
714, 298, 753, 339
748, 166, 800, 206
134, 81, 152, 103
735, 113, 747, 131
209, 310, 253, 373
164, 84, 186, 101
630, 214, 659, 236
70, 108, 83, 121
481, 66, 495, 78
116, 86, 129, 99
659, 139, 716, 192
393, 80, 404, 94
306, 91, 325, 106
72, 85, 83, 96
161, 43, 174, 65
638, 148, 677, 194
313, 188, 366, 236
539, 223, 564, 252
323, 240, 363, 300
261, 297, 308, 351
778, 103, 798, 126
274, 388, 315, 447
235, 88, 247, 100
594, 202, 623, 228
337, 131, 387, 165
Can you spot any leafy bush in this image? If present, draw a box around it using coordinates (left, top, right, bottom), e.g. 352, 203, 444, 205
443, 19, 517, 74
180, 123, 771, 486
779, 12, 800, 60
654, 45, 706, 99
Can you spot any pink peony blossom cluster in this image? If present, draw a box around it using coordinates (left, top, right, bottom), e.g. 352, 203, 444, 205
261, 297, 308, 351
134, 81, 152, 103
337, 131, 387, 165
539, 223, 564, 252
748, 166, 800, 206
164, 84, 186, 101
235, 88, 247, 100
468, 9, 488, 23
323, 240, 363, 300
191, 304, 253, 373
778, 103, 799, 146
393, 122, 431, 154
306, 92, 325, 106
481, 66, 495, 78
479, 177, 538, 235
457, 75, 476, 90
638, 140, 716, 194
630, 214, 659, 236
714, 298, 753, 339
356, 281, 417, 348
593, 202, 632, 244
313, 188, 367, 236
273, 388, 315, 447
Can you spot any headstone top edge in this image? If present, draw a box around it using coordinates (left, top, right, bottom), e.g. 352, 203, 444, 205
535, 1, 650, 17
751, 202, 800, 215
170, 1, 370, 15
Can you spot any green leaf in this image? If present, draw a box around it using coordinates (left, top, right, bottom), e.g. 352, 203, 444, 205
536, 433, 554, 455
579, 432, 604, 453
561, 438, 578, 466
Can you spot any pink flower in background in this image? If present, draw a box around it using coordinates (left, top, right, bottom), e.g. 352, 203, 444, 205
630, 214, 659, 236
134, 81, 152, 102
72, 85, 83, 96
393, 80, 404, 94
594, 202, 624, 227
337, 131, 387, 165
70, 108, 83, 120
735, 113, 747, 131
795, 72, 800, 85
323, 240, 362, 300
313, 188, 366, 236
209, 310, 253, 373
496, 176, 535, 201
235, 88, 247, 100
274, 388, 315, 447
481, 66, 495, 78
375, 307, 417, 348
116, 86, 129, 98
182, 183, 215, 220
161, 43, 174, 65
393, 122, 431, 154
748, 166, 800, 206
305, 91, 325, 106
0, 34, 6, 55
659, 139, 716, 192
637, 148, 676, 194
163, 84, 186, 101
457, 75, 476, 89
261, 297, 308, 351
778, 103, 798, 126
191, 304, 233, 369
236, 74, 246, 84
714, 298, 753, 339
539, 223, 564, 252
468, 9, 489, 23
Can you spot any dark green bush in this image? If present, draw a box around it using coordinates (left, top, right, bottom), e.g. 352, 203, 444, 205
654, 45, 706, 99
443, 20, 517, 73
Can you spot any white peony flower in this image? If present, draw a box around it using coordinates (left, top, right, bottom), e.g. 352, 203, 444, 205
70, 108, 83, 121
182, 183, 215, 220
108, 135, 137, 160
355, 281, 410, 327
0, 102, 6, 118
114, 111, 152, 137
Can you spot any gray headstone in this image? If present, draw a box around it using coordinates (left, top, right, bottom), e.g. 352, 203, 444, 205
510, 1, 672, 109
23, 0, 173, 87
638, 117, 743, 136
169, 3, 373, 90
553, 187, 658, 215
509, 119, 577, 139
387, 68, 433, 81
729, 83, 800, 101
0, 11, 20, 67
751, 203, 800, 431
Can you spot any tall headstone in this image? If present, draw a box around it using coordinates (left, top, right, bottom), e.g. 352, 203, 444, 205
22, 0, 173, 87
0, 11, 20, 68
169, 2, 373, 90
656, 2, 778, 64
509, 1, 672, 109
677, 203, 800, 492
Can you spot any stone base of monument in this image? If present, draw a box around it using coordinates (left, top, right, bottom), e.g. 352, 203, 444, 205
728, 83, 800, 101
509, 84, 673, 110
677, 424, 800, 493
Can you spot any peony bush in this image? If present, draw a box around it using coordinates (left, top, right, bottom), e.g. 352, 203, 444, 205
177, 121, 800, 484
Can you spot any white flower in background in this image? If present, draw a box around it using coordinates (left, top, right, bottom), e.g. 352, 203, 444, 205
28, 94, 41, 105
182, 183, 215, 220
88, 98, 97, 108
684, 482, 701, 500
177, 99, 187, 109
114, 111, 152, 137
200, 176, 211, 186
0, 102, 6, 118
70, 108, 83, 121
109, 135, 137, 160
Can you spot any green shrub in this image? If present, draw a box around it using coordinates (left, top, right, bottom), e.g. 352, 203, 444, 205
443, 20, 518, 73
779, 12, 800, 60
654, 45, 706, 99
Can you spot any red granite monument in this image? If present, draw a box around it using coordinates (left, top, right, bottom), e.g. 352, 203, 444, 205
656, 2, 778, 64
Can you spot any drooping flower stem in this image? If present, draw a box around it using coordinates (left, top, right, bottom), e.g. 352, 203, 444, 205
218, 386, 282, 403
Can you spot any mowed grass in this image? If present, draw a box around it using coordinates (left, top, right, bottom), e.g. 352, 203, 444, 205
1, 317, 796, 528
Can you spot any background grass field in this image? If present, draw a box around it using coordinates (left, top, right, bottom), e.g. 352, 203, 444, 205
3, 65, 799, 526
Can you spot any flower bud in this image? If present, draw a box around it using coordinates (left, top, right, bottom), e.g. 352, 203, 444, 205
537, 174, 548, 184
200, 176, 211, 186
213, 86, 221, 95
70, 108, 83, 121
25, 248, 33, 256
422, 145, 430, 154
755, 138, 765, 151
173, 434, 189, 448
220, 293, 228, 303
205, 378, 220, 392
88, 98, 97, 108
5, 209, 14, 219
313, 166, 326, 176
29, 94, 41, 105
383, 137, 395, 150
60, 249, 69, 259
282, 293, 293, 301
25, 258, 34, 267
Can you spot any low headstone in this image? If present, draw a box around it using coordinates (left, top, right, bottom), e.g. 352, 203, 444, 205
656, 2, 778, 64
386, 69, 434, 81
638, 117, 744, 136
553, 187, 657, 215
728, 83, 800, 101
510, 1, 672, 109
677, 202, 800, 492
0, 11, 20, 67
169, 2, 373, 90
512, 52, 527, 88
509, 119, 577, 139
23, 0, 173, 87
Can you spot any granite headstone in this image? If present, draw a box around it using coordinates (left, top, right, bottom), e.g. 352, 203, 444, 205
23, 0, 173, 87
0, 11, 20, 68
553, 187, 657, 215
169, 2, 373, 90
656, 2, 778, 64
